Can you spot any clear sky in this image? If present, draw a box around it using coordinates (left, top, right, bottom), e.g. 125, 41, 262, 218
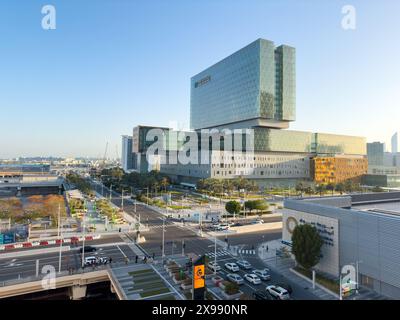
1, 0, 399, 158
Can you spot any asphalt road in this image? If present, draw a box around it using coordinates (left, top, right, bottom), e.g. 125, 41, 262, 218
0, 240, 135, 283
0, 180, 320, 300
90, 180, 320, 300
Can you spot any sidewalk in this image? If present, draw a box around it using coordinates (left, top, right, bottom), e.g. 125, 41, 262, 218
257, 239, 338, 300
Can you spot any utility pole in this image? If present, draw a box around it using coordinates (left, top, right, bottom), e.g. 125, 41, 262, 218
147, 188, 149, 206
109, 184, 113, 202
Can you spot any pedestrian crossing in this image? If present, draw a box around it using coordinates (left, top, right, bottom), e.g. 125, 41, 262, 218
205, 250, 230, 258
238, 249, 256, 255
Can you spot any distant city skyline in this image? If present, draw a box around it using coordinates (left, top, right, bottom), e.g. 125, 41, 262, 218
1, 0, 400, 158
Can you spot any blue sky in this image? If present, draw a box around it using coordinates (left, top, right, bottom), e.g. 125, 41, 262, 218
0, 0, 399, 158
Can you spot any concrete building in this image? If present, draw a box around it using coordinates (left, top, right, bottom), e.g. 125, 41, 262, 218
283, 192, 400, 299
367, 142, 385, 166
190, 39, 295, 131
125, 39, 367, 187
121, 135, 134, 173
311, 155, 368, 184
391, 132, 399, 153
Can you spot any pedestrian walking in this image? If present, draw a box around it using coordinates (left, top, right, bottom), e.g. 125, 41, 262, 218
109, 257, 113, 264
152, 252, 155, 259
135, 255, 138, 263
266, 245, 269, 252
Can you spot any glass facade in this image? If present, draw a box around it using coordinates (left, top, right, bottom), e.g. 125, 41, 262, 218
190, 39, 296, 130
315, 133, 366, 155
254, 128, 313, 153
367, 142, 385, 166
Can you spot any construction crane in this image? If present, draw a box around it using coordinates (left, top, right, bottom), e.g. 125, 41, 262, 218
101, 142, 109, 168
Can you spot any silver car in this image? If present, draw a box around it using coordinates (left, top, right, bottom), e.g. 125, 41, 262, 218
237, 260, 252, 270
253, 269, 271, 281
227, 273, 244, 285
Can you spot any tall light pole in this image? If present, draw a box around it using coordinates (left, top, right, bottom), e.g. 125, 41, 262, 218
81, 203, 86, 269
58, 204, 63, 273
121, 189, 124, 211
214, 234, 217, 275
162, 218, 165, 260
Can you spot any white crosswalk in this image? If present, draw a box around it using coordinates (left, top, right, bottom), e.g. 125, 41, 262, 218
238, 249, 256, 255
205, 250, 230, 258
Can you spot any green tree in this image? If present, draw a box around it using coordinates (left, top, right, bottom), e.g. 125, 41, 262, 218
315, 184, 326, 197
326, 183, 335, 196
225, 201, 241, 216
295, 182, 305, 195
335, 183, 345, 195
292, 224, 323, 270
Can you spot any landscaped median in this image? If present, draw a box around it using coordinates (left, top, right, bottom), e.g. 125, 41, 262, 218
291, 266, 340, 298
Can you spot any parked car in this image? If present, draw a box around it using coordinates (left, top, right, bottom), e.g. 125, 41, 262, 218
208, 261, 221, 272
84, 256, 98, 266
237, 260, 252, 270
253, 269, 271, 281
226, 273, 244, 285
253, 290, 274, 300
276, 282, 293, 294
79, 246, 97, 253
244, 273, 262, 285
266, 285, 290, 300
251, 219, 264, 225
225, 262, 240, 272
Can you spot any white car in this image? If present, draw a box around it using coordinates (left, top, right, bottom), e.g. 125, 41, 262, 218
266, 285, 290, 300
253, 269, 271, 281
225, 262, 240, 272
244, 273, 262, 285
226, 273, 244, 285
237, 260, 252, 270
208, 261, 221, 272
84, 256, 98, 266
217, 224, 230, 231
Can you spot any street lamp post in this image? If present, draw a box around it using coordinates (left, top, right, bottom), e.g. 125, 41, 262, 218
121, 189, 124, 211
81, 208, 86, 269
214, 234, 217, 275
58, 204, 63, 273
162, 218, 165, 260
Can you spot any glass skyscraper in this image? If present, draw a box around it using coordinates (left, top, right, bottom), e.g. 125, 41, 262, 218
190, 39, 296, 130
